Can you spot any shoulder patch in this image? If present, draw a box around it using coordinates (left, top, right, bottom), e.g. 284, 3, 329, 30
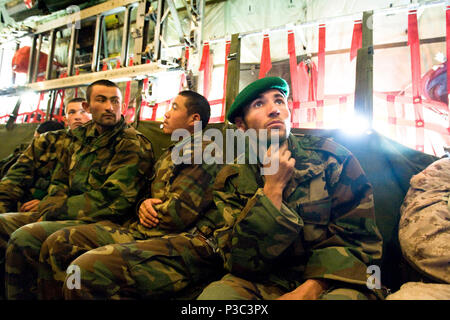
300, 135, 351, 161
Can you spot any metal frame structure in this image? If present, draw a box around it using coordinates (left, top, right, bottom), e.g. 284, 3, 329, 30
0, 0, 207, 125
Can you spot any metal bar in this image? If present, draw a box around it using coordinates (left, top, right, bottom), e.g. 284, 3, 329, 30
354, 11, 374, 126
67, 23, 79, 76
102, 18, 109, 62
35, 0, 139, 34
132, 0, 151, 65
91, 15, 104, 72
32, 34, 43, 83
120, 5, 133, 67
46, 90, 56, 121
133, 79, 144, 128
27, 35, 37, 83
225, 33, 240, 120
45, 29, 56, 80
180, 0, 196, 26
153, 0, 165, 62
160, 0, 447, 46
0, 47, 3, 76
167, 0, 186, 43
196, 0, 205, 52
27, 61, 172, 92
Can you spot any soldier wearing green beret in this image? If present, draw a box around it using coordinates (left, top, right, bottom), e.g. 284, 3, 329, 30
2, 80, 154, 299
197, 77, 384, 300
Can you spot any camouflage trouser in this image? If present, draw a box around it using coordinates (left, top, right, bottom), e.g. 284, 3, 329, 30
197, 273, 376, 300
64, 232, 224, 300
38, 220, 138, 300
0, 211, 42, 298
4, 219, 87, 299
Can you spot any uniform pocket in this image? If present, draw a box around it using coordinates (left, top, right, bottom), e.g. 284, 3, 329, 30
298, 197, 332, 225
297, 197, 332, 243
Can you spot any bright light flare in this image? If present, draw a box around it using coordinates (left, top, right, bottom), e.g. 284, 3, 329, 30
341, 114, 371, 135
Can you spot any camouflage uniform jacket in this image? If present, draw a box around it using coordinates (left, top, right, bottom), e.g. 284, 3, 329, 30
0, 130, 70, 213
0, 142, 29, 179
130, 130, 222, 239
38, 118, 154, 224
212, 134, 383, 290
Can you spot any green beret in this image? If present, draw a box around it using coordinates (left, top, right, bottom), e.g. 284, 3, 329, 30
226, 77, 289, 123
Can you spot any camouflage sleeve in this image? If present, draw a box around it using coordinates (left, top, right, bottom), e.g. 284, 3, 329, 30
301, 154, 383, 285
213, 166, 303, 275
215, 154, 383, 286
39, 134, 153, 223
0, 137, 47, 212
151, 162, 220, 232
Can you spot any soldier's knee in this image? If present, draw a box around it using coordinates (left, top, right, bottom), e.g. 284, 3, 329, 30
319, 287, 370, 300
197, 280, 245, 300
8, 226, 39, 250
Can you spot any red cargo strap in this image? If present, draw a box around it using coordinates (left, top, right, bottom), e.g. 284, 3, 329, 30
408, 10, 424, 152
317, 24, 326, 101
350, 20, 362, 61
288, 30, 300, 111
222, 40, 231, 122
259, 34, 272, 79
122, 57, 134, 115
74, 68, 80, 97
185, 46, 190, 69
199, 41, 211, 99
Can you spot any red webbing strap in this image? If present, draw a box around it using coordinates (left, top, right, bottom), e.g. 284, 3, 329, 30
350, 20, 362, 61
446, 6, 450, 129
408, 10, 424, 152
308, 61, 318, 101
123, 82, 131, 115
297, 61, 310, 102
221, 40, 231, 122
317, 24, 325, 128
24, 0, 32, 9
199, 41, 211, 99
185, 46, 190, 69
317, 24, 326, 101
288, 30, 300, 122
123, 58, 134, 115
74, 68, 80, 97
259, 34, 272, 79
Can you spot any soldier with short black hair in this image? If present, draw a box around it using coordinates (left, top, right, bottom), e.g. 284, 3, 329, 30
2, 79, 154, 299
35, 90, 222, 300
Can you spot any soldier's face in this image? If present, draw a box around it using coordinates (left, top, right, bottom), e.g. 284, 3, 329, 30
235, 89, 291, 140
84, 85, 122, 133
162, 95, 198, 134
65, 102, 91, 130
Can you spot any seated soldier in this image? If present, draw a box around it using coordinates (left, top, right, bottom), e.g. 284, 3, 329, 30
1, 80, 153, 299
0, 99, 89, 213
35, 90, 223, 300
386, 157, 450, 300
197, 77, 384, 300
0, 120, 64, 180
